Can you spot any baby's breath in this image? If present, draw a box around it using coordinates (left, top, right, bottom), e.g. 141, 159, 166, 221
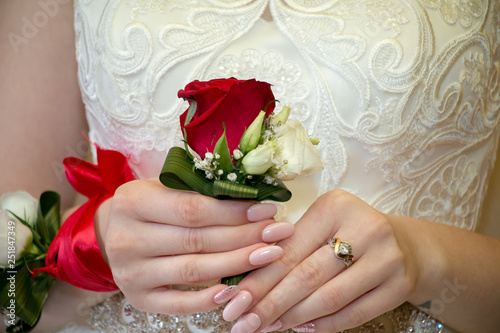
227, 173, 237, 182
194, 153, 223, 180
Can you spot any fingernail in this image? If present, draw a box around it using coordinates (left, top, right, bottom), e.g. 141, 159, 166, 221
232, 313, 261, 333
262, 222, 294, 242
292, 322, 316, 333
249, 246, 284, 266
214, 286, 240, 304
223, 291, 253, 321
261, 320, 283, 332
247, 203, 277, 222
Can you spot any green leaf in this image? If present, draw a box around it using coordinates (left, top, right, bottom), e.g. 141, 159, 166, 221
160, 148, 292, 202
0, 261, 55, 330
213, 126, 233, 173
159, 147, 214, 197
37, 191, 61, 247
213, 180, 258, 199
221, 272, 248, 286
183, 100, 198, 127
254, 179, 292, 202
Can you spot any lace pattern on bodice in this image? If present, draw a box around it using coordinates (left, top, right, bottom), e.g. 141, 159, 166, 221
74, 0, 500, 332
75, 0, 500, 229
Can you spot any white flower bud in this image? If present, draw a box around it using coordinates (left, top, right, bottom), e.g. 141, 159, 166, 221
0, 191, 38, 227
239, 111, 265, 153
272, 105, 291, 126
241, 141, 276, 175
0, 209, 34, 268
227, 173, 237, 182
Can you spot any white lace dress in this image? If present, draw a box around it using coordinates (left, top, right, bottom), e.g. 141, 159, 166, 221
70, 0, 500, 332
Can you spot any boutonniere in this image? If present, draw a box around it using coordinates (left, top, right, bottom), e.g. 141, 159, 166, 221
159, 77, 324, 203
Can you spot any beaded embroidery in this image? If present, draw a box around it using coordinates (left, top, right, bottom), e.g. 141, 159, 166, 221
89, 293, 443, 333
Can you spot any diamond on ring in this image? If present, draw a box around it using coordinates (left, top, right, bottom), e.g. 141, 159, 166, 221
329, 238, 354, 267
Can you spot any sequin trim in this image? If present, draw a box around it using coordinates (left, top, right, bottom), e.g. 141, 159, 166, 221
89, 293, 443, 333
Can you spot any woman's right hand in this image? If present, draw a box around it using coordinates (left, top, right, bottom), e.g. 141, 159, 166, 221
97, 179, 293, 315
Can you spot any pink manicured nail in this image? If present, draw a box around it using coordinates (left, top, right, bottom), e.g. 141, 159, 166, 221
292, 322, 316, 333
262, 222, 294, 242
214, 286, 240, 305
247, 203, 277, 222
261, 320, 283, 332
231, 313, 261, 333
249, 246, 284, 266
223, 291, 253, 321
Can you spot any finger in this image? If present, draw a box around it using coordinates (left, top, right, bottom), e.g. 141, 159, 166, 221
242, 245, 342, 323
293, 279, 410, 333
114, 180, 275, 227
225, 245, 341, 324
140, 244, 285, 288
234, 191, 381, 321
131, 219, 284, 256
275, 255, 387, 330
234, 208, 345, 317
237, 245, 377, 332
266, 238, 408, 332
129, 284, 240, 315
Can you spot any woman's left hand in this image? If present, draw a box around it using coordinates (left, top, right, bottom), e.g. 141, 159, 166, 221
227, 189, 428, 333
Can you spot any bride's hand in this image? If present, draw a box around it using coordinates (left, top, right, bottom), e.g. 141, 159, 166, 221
96, 179, 294, 315
228, 189, 428, 333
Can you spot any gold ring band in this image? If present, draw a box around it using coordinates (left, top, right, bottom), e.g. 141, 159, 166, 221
329, 238, 354, 267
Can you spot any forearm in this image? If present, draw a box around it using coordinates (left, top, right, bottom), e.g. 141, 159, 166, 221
395, 216, 500, 332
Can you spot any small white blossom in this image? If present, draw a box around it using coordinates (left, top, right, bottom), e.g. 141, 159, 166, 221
227, 173, 237, 182
217, 169, 224, 176
214, 153, 221, 159
232, 149, 243, 160
205, 152, 214, 160
264, 176, 275, 185
276, 170, 286, 179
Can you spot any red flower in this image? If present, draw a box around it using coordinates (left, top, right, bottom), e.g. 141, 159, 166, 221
178, 78, 275, 156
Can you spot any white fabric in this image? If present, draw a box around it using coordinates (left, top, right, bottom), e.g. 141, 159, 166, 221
71, 0, 500, 332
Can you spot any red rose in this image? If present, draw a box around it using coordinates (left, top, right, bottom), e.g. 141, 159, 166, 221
178, 78, 275, 156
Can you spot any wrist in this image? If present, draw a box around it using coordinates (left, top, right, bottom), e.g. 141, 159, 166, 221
387, 215, 448, 306
94, 197, 112, 265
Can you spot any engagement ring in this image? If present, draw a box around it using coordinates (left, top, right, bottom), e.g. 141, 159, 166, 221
329, 238, 354, 267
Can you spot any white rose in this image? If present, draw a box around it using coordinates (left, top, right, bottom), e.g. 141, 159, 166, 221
241, 141, 277, 175
273, 119, 324, 180
0, 191, 38, 227
0, 209, 34, 268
